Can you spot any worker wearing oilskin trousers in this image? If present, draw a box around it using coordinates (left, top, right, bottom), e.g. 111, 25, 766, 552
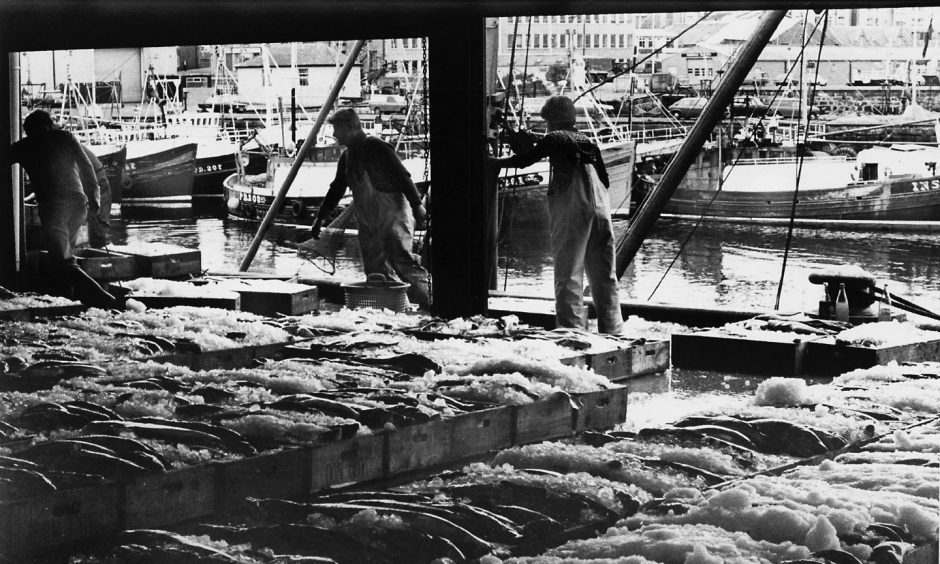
310, 108, 431, 308
10, 110, 120, 309
489, 96, 623, 334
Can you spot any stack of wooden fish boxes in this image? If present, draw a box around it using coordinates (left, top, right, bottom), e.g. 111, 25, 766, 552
1, 340, 629, 559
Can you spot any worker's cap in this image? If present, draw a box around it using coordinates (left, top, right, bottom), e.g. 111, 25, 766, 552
23, 110, 56, 136
539, 96, 577, 128
328, 108, 361, 128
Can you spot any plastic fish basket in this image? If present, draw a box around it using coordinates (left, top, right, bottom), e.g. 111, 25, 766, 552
342, 274, 410, 312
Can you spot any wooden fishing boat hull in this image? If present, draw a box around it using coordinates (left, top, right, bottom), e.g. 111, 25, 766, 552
224, 154, 427, 226
193, 148, 267, 199
224, 172, 323, 224
89, 145, 128, 204
634, 174, 940, 221
498, 140, 636, 229
122, 142, 198, 205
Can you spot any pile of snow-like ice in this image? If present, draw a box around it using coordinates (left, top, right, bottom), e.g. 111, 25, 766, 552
0, 293, 81, 311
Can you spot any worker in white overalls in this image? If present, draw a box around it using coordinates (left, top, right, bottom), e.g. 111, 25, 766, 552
310, 109, 431, 308
489, 96, 623, 334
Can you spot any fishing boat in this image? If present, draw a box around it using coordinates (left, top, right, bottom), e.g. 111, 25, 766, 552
634, 142, 940, 222
223, 144, 430, 225
192, 140, 267, 199
121, 139, 198, 205
496, 138, 636, 227
87, 144, 128, 202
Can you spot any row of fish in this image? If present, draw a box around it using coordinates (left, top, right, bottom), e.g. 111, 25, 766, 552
77, 466, 646, 563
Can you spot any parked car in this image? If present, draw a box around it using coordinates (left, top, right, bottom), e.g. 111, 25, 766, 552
369, 94, 409, 114
668, 96, 708, 118
729, 95, 767, 117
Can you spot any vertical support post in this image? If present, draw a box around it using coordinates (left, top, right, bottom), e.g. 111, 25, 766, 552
1, 50, 23, 289
428, 16, 489, 317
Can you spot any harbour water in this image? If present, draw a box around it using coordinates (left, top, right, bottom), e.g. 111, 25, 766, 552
112, 203, 940, 317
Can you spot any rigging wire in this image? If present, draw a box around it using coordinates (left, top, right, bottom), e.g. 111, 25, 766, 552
643, 14, 825, 300
774, 9, 829, 310
500, 17, 524, 291
574, 12, 714, 103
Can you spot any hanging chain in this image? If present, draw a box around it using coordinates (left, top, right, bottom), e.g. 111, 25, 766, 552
422, 36, 430, 182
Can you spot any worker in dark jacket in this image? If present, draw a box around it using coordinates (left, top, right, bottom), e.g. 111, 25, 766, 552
10, 110, 119, 308
80, 144, 112, 247
309, 108, 431, 307
488, 96, 623, 334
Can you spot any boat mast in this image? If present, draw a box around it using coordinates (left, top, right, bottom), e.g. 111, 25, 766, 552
239, 40, 366, 272
614, 10, 787, 279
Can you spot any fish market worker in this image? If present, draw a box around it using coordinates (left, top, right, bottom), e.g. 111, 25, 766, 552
309, 108, 431, 308
488, 96, 623, 334
9, 110, 120, 308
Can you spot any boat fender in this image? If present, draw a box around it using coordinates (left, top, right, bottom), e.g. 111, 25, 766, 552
121, 175, 133, 189
291, 200, 306, 217
226, 196, 241, 211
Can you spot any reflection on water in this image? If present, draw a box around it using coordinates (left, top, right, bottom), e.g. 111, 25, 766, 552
111, 204, 940, 314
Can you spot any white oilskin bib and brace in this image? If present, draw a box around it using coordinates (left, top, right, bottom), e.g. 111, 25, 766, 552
349, 167, 431, 307
547, 131, 623, 334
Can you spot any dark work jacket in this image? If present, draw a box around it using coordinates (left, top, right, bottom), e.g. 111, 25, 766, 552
500, 129, 610, 190
319, 136, 422, 218
10, 130, 98, 211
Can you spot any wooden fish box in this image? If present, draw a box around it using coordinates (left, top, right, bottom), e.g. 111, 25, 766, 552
309, 432, 387, 493
75, 247, 138, 281
234, 281, 320, 317
803, 338, 940, 376
513, 392, 577, 445
561, 339, 670, 381
674, 330, 940, 376
904, 540, 939, 564
0, 484, 123, 558
149, 340, 294, 371
118, 293, 241, 311
124, 464, 217, 527
450, 407, 514, 459
108, 244, 202, 278
574, 387, 629, 432
387, 418, 452, 475
671, 331, 806, 376
0, 302, 85, 321
217, 448, 310, 512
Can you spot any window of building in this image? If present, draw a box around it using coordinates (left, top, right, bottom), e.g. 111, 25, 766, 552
298, 68, 309, 86
618, 34, 625, 48
576, 34, 583, 48
560, 34, 567, 48
391, 38, 398, 48
534, 34, 541, 48
543, 33, 549, 48
602, 34, 608, 48
594, 33, 600, 48
551, 34, 557, 48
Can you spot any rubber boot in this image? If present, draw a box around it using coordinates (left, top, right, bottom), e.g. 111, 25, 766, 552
67, 265, 119, 309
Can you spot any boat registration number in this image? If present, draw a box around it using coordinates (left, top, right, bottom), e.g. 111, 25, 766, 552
196, 163, 226, 174
238, 193, 267, 204
499, 173, 544, 188
911, 179, 940, 192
